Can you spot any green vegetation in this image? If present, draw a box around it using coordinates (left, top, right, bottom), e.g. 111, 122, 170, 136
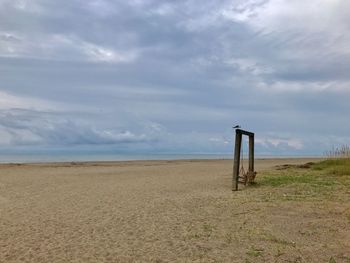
324, 145, 350, 158
262, 232, 295, 247
235, 158, 350, 262
257, 159, 350, 201
313, 158, 350, 176
246, 247, 264, 257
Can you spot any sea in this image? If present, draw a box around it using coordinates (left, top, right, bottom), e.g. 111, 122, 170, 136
0, 153, 320, 164
0, 153, 234, 164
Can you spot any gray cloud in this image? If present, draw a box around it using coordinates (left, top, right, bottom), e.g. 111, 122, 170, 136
1, 0, 350, 156
0, 109, 155, 146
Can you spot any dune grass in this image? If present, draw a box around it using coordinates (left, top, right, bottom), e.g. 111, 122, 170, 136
324, 145, 350, 158
313, 158, 350, 175
256, 159, 350, 201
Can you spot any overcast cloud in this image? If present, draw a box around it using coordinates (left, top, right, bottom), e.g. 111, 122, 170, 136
1, 0, 349, 156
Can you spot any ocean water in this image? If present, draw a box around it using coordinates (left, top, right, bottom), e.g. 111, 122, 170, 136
0, 153, 234, 164
0, 152, 321, 164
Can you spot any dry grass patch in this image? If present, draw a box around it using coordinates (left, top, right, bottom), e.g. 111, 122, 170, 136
238, 159, 350, 262
256, 159, 350, 202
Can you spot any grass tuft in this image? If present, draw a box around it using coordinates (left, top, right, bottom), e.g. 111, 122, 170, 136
246, 247, 264, 257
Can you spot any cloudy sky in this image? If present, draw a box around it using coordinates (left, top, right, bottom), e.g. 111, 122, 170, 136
1, 0, 350, 156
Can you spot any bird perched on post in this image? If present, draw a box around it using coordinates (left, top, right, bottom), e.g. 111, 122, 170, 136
233, 125, 241, 129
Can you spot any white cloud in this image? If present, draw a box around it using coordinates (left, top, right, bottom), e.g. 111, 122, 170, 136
256, 136, 303, 150
0, 32, 138, 63
0, 90, 54, 110
0, 109, 154, 146
96, 130, 148, 143
257, 81, 350, 93
241, 1, 350, 57
0, 90, 97, 113
82, 42, 137, 63
209, 137, 230, 145
221, 0, 267, 23
257, 81, 328, 92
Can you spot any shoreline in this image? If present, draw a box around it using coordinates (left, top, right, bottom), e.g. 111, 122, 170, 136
0, 157, 325, 171
0, 153, 324, 164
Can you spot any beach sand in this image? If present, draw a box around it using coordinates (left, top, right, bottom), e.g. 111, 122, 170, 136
1, 157, 349, 262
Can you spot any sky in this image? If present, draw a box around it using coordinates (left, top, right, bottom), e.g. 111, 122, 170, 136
0, 0, 350, 156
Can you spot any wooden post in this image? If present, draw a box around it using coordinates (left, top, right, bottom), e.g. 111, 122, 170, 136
233, 131, 242, 191
233, 128, 255, 191
249, 134, 254, 173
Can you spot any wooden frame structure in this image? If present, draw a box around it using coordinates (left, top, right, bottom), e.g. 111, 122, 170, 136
232, 129, 256, 191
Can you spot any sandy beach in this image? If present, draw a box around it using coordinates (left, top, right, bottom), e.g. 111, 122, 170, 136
2, 157, 349, 262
